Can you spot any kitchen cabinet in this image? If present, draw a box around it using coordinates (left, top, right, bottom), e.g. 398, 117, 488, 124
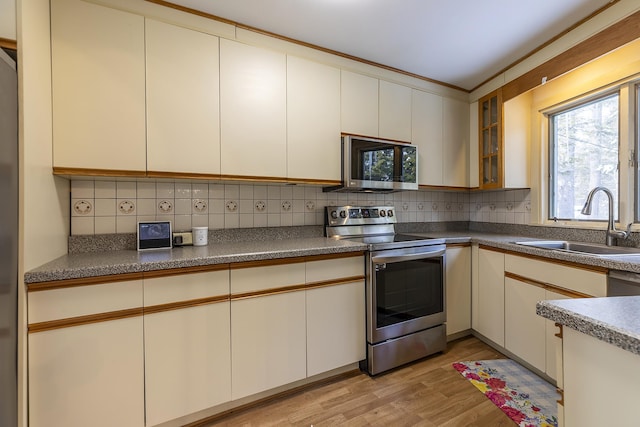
445, 245, 471, 337
50, 0, 146, 173
286, 56, 341, 183
220, 39, 287, 179
28, 279, 144, 427
544, 290, 568, 382
412, 89, 444, 186
230, 261, 307, 400
379, 80, 412, 142
475, 247, 505, 346
341, 70, 379, 137
477, 89, 529, 189
306, 256, 365, 376
143, 269, 230, 426
145, 19, 220, 176
443, 97, 470, 187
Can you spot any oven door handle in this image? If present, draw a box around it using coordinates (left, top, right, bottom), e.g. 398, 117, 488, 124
371, 249, 445, 264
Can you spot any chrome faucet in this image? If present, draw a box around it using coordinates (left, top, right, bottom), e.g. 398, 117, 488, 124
581, 187, 631, 246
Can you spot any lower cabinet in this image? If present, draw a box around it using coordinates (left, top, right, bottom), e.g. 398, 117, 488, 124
29, 317, 145, 427
445, 245, 471, 336
143, 269, 231, 426
475, 247, 505, 346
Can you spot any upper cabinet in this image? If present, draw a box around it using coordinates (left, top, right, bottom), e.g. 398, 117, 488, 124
379, 80, 412, 142
477, 89, 529, 189
341, 70, 379, 137
51, 0, 146, 172
443, 97, 470, 187
286, 56, 341, 183
412, 89, 443, 186
219, 39, 287, 179
145, 19, 220, 176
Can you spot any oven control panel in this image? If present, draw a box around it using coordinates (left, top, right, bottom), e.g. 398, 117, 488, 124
325, 206, 396, 226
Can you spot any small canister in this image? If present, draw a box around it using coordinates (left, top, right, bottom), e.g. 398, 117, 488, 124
192, 226, 208, 246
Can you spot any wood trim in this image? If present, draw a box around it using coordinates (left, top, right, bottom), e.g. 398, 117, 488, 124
143, 295, 229, 315
146, 170, 221, 180
556, 388, 565, 406
230, 257, 307, 270
183, 369, 361, 427
504, 271, 594, 298
144, 0, 467, 92
506, 250, 609, 274
28, 307, 144, 333
53, 166, 147, 178
142, 263, 229, 279
341, 133, 412, 144
555, 323, 564, 339
285, 178, 341, 186
502, 9, 640, 102
219, 174, 290, 184
446, 242, 471, 248
418, 184, 470, 191
305, 251, 365, 262
0, 37, 17, 50
477, 90, 504, 189
305, 276, 365, 291
231, 283, 308, 300
478, 244, 508, 254
27, 272, 143, 292
471, 0, 621, 92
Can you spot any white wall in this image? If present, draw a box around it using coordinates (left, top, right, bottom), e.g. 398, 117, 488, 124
0, 0, 16, 41
17, 0, 70, 425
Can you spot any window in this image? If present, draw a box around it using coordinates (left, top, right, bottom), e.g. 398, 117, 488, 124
549, 93, 619, 221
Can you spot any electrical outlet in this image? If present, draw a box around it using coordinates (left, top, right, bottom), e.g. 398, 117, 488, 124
172, 232, 193, 247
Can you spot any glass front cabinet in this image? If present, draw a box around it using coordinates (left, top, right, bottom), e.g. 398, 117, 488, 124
479, 90, 503, 189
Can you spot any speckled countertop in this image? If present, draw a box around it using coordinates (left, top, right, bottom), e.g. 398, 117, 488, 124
537, 297, 640, 356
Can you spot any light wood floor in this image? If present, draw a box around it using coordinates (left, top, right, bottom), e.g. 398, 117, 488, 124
206, 336, 513, 426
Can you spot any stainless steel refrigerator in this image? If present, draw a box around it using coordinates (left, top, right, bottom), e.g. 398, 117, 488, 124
0, 47, 18, 427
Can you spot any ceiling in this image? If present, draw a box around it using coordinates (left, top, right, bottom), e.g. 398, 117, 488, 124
165, 0, 614, 91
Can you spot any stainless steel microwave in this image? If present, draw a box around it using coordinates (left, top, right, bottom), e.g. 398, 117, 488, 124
325, 135, 418, 192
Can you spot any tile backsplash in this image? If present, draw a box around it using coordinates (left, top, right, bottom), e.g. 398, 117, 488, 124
70, 180, 531, 235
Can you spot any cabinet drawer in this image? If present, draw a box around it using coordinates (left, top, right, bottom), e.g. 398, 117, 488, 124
505, 254, 606, 297
28, 280, 143, 323
231, 262, 306, 294
306, 255, 364, 283
144, 270, 229, 306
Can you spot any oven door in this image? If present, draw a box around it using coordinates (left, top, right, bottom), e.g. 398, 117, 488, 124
367, 245, 446, 344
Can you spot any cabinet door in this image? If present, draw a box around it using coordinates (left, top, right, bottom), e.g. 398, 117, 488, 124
146, 19, 220, 175
287, 56, 341, 182
341, 70, 378, 137
29, 318, 144, 427
443, 97, 470, 187
477, 248, 504, 346
143, 271, 230, 426
545, 290, 570, 381
379, 80, 412, 142
445, 246, 471, 336
220, 39, 286, 178
412, 89, 443, 186
51, 0, 145, 171
504, 277, 546, 371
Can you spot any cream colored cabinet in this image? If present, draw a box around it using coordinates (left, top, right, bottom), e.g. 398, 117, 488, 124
306, 256, 365, 376
143, 269, 230, 426
50, 0, 146, 172
445, 245, 471, 336
220, 39, 287, 178
443, 97, 470, 187
286, 56, 341, 182
230, 262, 307, 400
476, 247, 505, 346
145, 19, 220, 176
504, 276, 546, 371
379, 80, 412, 142
341, 70, 379, 137
412, 89, 444, 186
28, 279, 144, 427
545, 290, 569, 382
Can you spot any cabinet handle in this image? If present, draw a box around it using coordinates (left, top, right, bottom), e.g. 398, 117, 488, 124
556, 388, 564, 406
554, 322, 563, 339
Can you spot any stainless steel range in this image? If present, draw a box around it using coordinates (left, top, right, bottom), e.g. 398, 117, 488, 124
325, 206, 447, 375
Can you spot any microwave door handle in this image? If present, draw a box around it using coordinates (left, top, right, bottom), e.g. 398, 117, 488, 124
371, 249, 445, 264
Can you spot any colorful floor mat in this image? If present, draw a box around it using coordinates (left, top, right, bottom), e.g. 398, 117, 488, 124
453, 359, 559, 427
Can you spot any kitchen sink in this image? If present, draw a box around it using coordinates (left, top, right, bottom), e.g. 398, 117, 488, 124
513, 240, 640, 258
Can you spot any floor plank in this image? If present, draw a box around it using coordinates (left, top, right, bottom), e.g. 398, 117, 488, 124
209, 336, 512, 426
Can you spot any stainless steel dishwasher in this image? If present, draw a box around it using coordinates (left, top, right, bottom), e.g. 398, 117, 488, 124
608, 270, 640, 296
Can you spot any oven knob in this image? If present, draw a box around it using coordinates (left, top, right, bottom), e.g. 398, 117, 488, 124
330, 210, 338, 219
387, 209, 394, 217
339, 210, 347, 218
380, 210, 386, 217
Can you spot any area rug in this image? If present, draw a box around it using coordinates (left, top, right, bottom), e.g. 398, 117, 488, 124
453, 359, 559, 427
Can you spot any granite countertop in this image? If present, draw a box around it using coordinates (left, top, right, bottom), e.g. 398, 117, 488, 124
24, 237, 368, 284
537, 297, 640, 356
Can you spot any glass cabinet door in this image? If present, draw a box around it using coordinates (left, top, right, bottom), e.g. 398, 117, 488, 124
479, 90, 502, 188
